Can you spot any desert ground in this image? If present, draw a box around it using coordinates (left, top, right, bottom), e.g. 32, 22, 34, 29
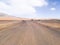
0, 19, 60, 45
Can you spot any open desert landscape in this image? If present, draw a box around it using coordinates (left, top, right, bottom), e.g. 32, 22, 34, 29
0, 0, 60, 45
0, 18, 60, 45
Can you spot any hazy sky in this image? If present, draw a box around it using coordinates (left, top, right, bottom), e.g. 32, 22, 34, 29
0, 0, 60, 18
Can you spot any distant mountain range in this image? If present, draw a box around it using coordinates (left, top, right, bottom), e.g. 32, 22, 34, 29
0, 13, 60, 20
0, 13, 10, 17
0, 13, 30, 20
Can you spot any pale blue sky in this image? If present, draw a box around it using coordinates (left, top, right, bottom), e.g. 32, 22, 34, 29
0, 0, 60, 18
35, 0, 60, 18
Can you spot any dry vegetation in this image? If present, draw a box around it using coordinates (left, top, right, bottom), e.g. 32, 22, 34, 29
40, 22, 60, 28
37, 19, 60, 28
0, 20, 20, 29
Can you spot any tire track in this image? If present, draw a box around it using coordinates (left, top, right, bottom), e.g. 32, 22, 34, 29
32, 21, 60, 45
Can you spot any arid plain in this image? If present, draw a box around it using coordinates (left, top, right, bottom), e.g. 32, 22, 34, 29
0, 19, 60, 45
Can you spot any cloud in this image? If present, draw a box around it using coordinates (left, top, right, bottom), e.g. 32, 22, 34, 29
0, 0, 48, 18
50, 8, 56, 11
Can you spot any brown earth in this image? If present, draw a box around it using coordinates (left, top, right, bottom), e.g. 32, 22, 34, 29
0, 17, 30, 20
0, 20, 60, 45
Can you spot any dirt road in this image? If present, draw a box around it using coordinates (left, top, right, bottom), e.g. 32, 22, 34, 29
0, 20, 60, 45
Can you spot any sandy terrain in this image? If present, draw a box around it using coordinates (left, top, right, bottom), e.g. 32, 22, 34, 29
0, 17, 30, 20
0, 20, 60, 45
38, 20, 60, 28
